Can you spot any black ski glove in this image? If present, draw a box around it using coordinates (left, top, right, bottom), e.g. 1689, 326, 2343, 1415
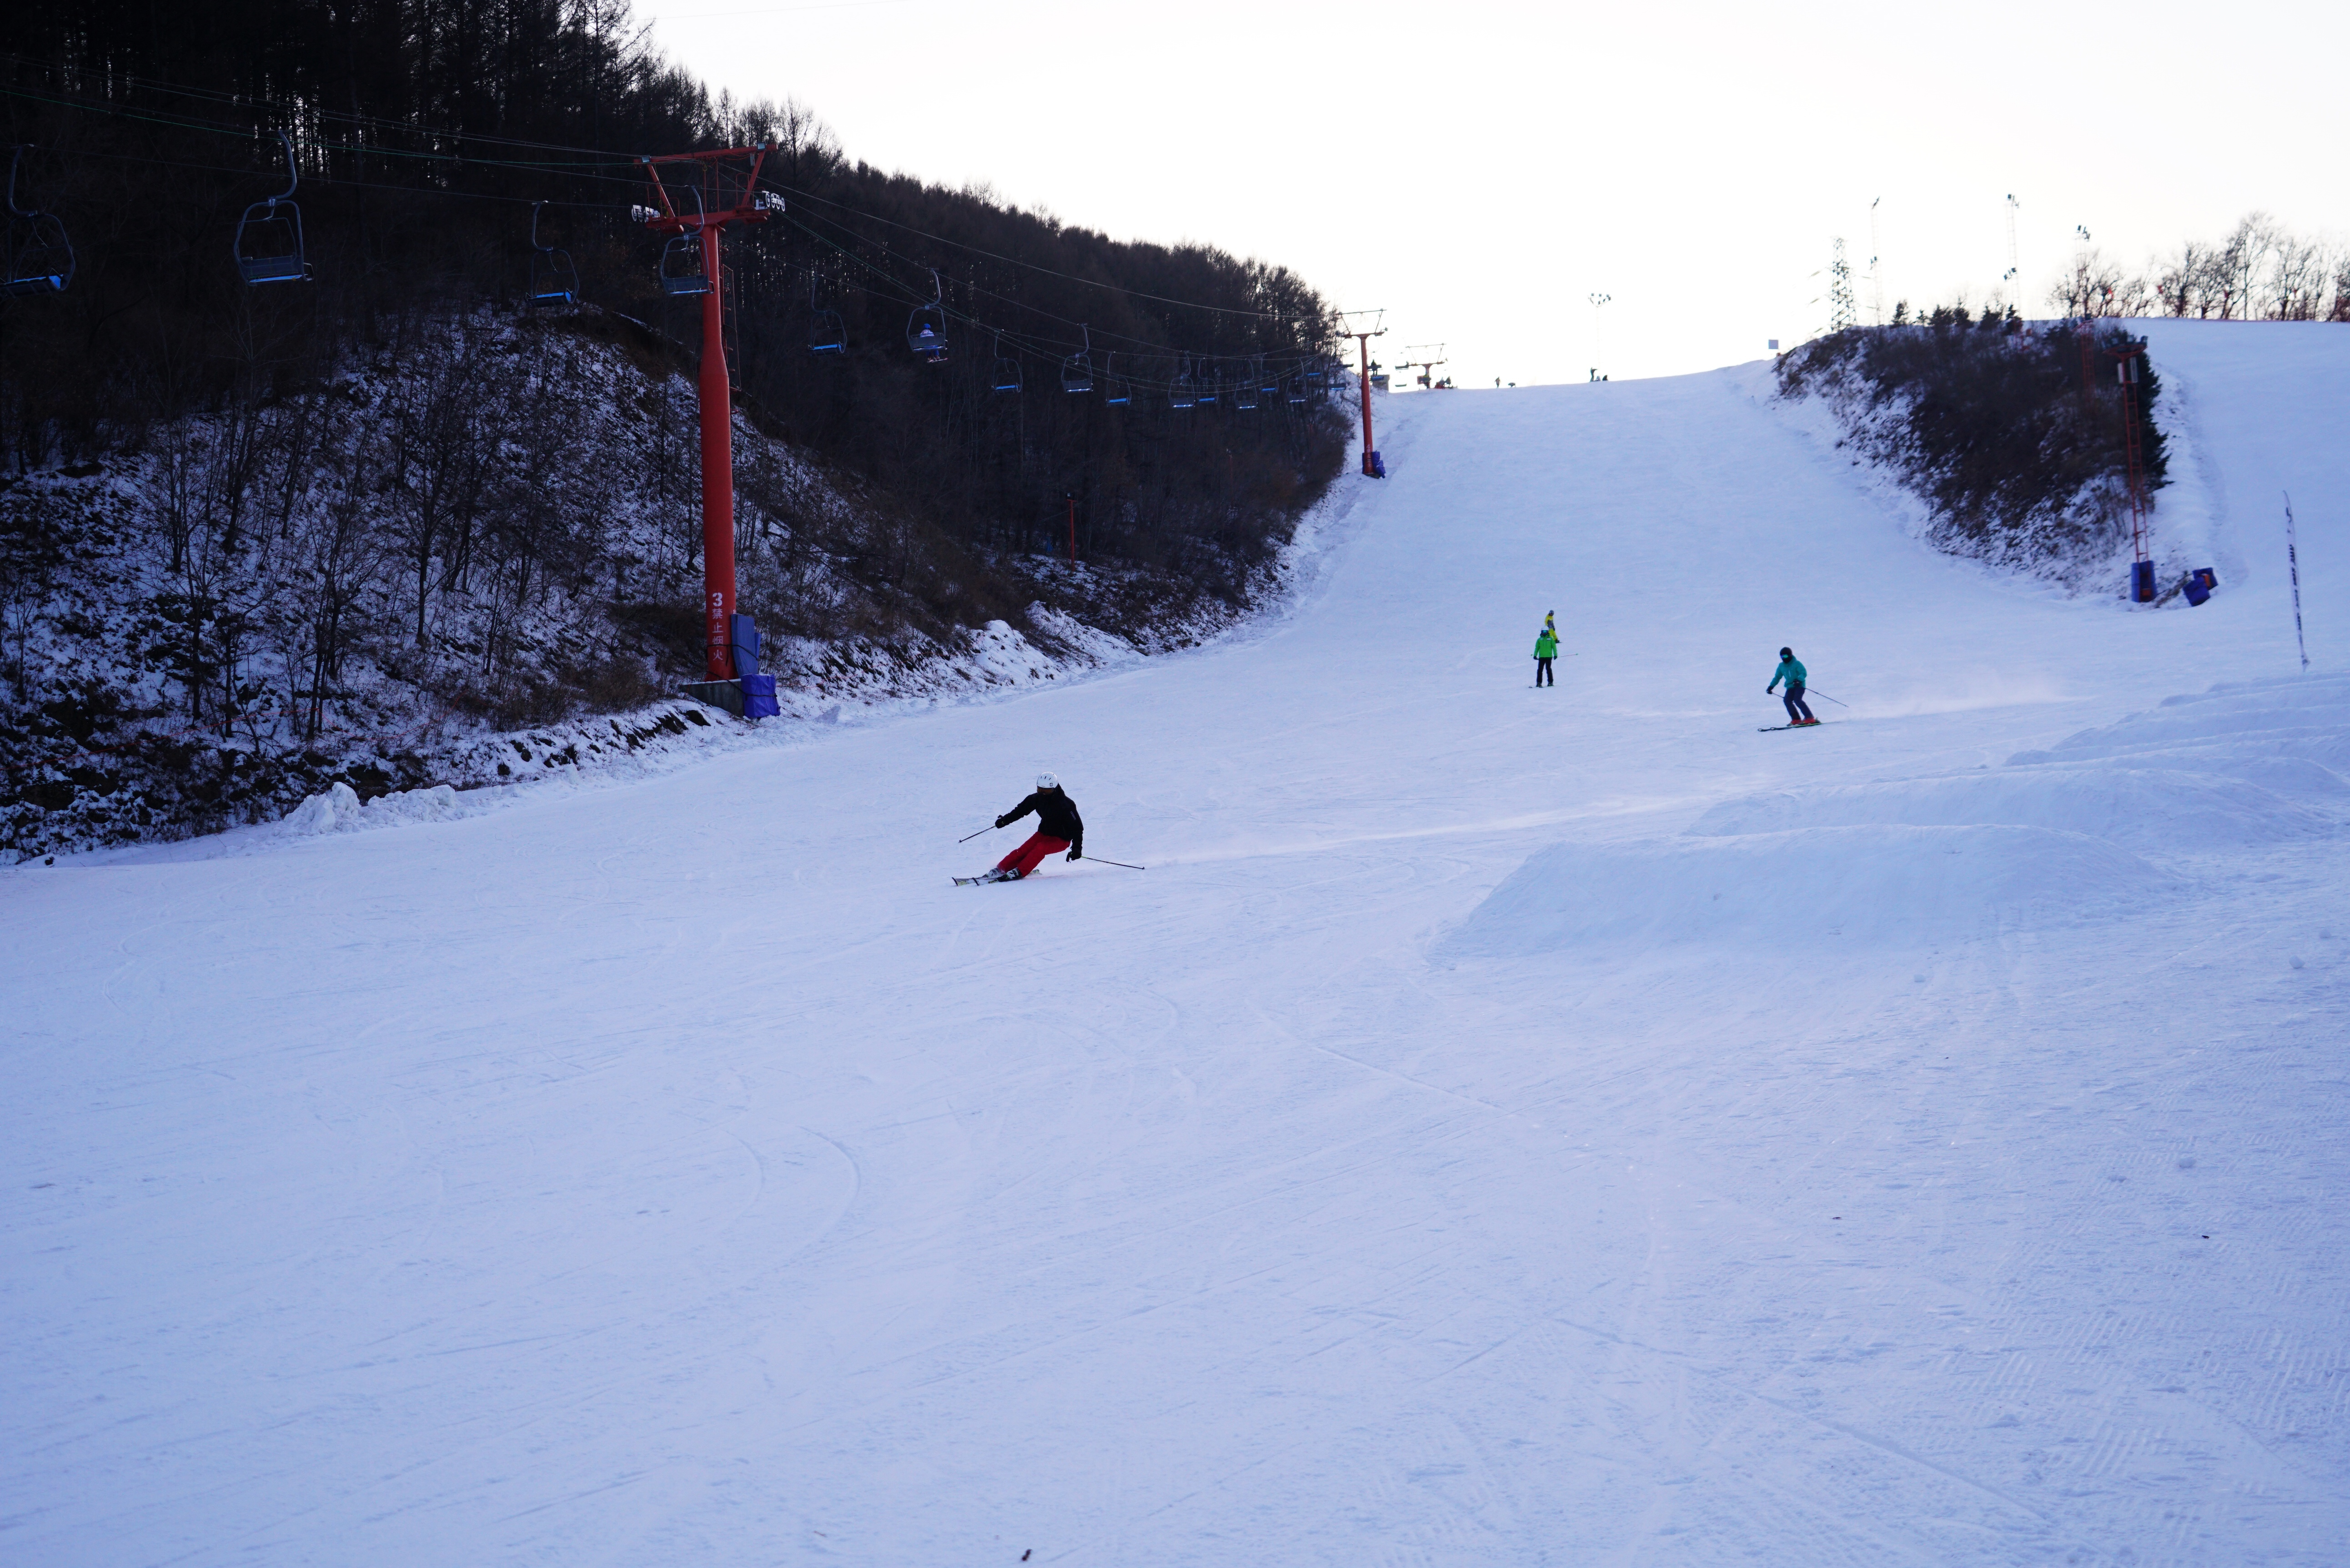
994, 813, 1012, 829
1067, 845, 1082, 861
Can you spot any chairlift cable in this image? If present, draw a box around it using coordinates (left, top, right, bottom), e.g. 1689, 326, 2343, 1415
763, 180, 1335, 324
5, 75, 1344, 331
0, 82, 647, 182
4, 87, 1348, 381
764, 206, 1337, 377
0, 60, 655, 168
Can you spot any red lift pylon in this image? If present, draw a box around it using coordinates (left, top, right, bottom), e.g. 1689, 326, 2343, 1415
2110, 345, 2154, 602
634, 144, 779, 678
1339, 311, 1387, 477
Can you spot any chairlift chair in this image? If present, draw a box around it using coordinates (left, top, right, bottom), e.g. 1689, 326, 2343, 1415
232, 131, 311, 285
1235, 365, 1259, 411
1197, 360, 1220, 405
658, 234, 711, 295
527, 201, 579, 308
1061, 326, 1095, 394
806, 276, 847, 354
2, 146, 74, 298
651, 185, 712, 296
989, 332, 1023, 394
1101, 353, 1131, 406
1285, 368, 1308, 405
1303, 357, 1327, 386
907, 267, 950, 363
1168, 357, 1198, 410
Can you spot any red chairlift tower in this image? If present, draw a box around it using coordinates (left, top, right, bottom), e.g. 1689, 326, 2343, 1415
633, 143, 779, 679
1401, 344, 1447, 389
1338, 310, 1387, 477
2110, 345, 2154, 602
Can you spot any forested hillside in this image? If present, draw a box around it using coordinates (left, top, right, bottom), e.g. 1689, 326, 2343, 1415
1777, 309, 2171, 591
0, 0, 1352, 856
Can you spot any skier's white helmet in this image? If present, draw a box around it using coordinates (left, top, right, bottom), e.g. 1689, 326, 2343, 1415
1036, 771, 1059, 790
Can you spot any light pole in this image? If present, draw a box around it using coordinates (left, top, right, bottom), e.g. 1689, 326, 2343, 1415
1587, 293, 1611, 381
2004, 193, 2021, 296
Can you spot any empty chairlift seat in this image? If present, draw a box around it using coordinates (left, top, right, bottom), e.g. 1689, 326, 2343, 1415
3, 145, 74, 297
658, 234, 710, 296
233, 132, 311, 286
989, 333, 1022, 393
527, 202, 578, 307
1062, 327, 1095, 394
808, 276, 848, 354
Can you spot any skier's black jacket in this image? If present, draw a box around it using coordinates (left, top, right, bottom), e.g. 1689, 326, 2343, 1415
999, 789, 1083, 851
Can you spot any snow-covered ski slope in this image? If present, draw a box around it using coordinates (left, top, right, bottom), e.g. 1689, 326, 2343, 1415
6, 322, 2347, 1568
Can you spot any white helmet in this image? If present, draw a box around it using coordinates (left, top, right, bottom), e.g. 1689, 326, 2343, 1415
1036, 772, 1059, 790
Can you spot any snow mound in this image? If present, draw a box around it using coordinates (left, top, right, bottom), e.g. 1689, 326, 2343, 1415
1687, 767, 2326, 849
281, 782, 466, 836
1447, 824, 2178, 957
2009, 746, 2350, 800
2004, 675, 2350, 795
2012, 675, 2350, 768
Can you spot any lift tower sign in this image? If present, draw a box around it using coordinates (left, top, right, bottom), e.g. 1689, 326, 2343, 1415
634, 144, 779, 679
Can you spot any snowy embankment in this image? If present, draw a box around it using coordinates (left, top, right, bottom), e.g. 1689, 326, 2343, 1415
231, 470, 1371, 853
1, 308, 1328, 863
4, 324, 2346, 1566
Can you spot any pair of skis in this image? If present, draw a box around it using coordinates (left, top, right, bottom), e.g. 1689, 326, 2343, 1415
953, 857, 1146, 886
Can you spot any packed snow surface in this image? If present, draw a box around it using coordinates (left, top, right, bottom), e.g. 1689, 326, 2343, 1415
5, 322, 2347, 1566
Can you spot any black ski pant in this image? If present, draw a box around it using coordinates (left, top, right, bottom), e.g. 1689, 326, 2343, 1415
1781, 682, 1815, 724
1535, 657, 1554, 686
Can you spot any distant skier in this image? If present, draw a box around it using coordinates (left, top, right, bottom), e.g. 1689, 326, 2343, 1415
1768, 647, 1818, 726
974, 773, 1084, 883
1533, 618, 1559, 687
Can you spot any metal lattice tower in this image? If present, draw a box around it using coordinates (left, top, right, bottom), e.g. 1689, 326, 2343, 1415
1828, 239, 1857, 332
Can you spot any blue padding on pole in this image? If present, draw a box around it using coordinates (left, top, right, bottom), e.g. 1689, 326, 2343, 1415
729, 613, 761, 678
740, 674, 779, 719
2183, 576, 2210, 607
2131, 561, 2155, 603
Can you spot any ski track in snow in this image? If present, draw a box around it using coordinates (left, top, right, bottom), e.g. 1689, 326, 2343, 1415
4, 321, 2348, 1566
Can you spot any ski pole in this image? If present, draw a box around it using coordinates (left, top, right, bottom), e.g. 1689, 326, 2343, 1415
957, 824, 997, 844
1089, 857, 1146, 871
1804, 688, 1850, 708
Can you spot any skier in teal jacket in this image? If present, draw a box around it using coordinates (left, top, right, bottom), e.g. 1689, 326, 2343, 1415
1768, 647, 1816, 725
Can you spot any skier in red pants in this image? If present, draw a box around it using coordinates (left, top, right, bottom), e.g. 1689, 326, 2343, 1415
979, 773, 1085, 882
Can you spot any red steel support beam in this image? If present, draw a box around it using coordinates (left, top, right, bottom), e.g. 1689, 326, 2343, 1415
698, 222, 734, 677
636, 143, 773, 679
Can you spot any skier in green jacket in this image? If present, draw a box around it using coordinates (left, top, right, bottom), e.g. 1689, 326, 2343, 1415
1533, 616, 1559, 686
1768, 647, 1817, 725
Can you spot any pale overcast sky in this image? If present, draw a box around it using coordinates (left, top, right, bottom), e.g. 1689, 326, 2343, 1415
636, 0, 2349, 386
